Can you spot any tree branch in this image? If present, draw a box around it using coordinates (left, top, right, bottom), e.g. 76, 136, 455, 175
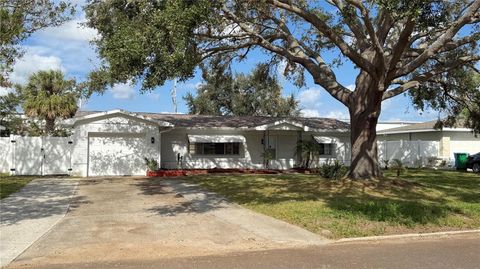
328, 0, 369, 50
269, 0, 377, 76
386, 18, 416, 80
394, 0, 480, 78
220, 6, 352, 105
383, 55, 480, 100
344, 0, 385, 61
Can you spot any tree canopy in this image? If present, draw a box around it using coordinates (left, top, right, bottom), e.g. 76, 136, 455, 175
185, 63, 299, 116
0, 91, 20, 136
0, 0, 74, 87
85, 0, 480, 179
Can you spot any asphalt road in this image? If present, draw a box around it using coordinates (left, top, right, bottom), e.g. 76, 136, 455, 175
8, 233, 480, 269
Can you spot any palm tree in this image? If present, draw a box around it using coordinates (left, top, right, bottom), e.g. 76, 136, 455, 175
21, 70, 78, 135
295, 140, 321, 169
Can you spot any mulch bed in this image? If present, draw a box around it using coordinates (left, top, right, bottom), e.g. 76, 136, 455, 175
146, 168, 314, 177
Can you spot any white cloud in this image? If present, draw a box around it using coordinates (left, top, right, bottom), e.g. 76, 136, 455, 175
301, 109, 321, 118
111, 82, 135, 100
324, 110, 349, 119
301, 109, 349, 119
37, 19, 98, 42
299, 87, 322, 105
9, 51, 65, 85
180, 81, 202, 90
346, 84, 355, 91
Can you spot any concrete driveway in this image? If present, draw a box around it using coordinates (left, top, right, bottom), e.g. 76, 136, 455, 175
6, 177, 327, 268
0, 178, 79, 267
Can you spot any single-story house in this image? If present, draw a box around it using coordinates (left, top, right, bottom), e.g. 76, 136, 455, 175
58, 110, 350, 176
377, 120, 480, 164
2, 110, 479, 176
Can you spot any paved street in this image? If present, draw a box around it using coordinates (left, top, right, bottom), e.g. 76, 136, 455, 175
7, 233, 480, 269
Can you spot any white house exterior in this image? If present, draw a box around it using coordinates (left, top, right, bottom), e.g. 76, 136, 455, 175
377, 120, 480, 164
3, 111, 478, 176
0, 110, 351, 177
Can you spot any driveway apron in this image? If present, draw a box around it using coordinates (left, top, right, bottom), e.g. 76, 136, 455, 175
0, 178, 78, 268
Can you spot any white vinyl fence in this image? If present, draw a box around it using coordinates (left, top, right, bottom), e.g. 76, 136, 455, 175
378, 140, 440, 167
0, 135, 73, 175
0, 135, 443, 175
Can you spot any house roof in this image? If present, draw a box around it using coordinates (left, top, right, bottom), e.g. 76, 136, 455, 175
74, 110, 350, 131
377, 119, 470, 134
71, 109, 173, 127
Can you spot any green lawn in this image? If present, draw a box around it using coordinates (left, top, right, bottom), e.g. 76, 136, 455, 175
0, 173, 35, 199
188, 169, 480, 239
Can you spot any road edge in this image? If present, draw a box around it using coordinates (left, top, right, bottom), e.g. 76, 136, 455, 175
335, 229, 480, 244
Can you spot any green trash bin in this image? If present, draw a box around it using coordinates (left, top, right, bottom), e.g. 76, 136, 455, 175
454, 153, 468, 170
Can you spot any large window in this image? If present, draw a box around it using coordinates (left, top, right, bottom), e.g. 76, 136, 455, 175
189, 142, 240, 155
319, 143, 333, 155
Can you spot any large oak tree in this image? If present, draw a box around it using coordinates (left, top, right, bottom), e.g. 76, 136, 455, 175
85, 0, 480, 179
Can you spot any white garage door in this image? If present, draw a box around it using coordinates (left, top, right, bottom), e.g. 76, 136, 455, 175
88, 133, 146, 176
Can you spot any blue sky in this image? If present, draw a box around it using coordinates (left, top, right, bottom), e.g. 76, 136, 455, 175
2, 1, 442, 122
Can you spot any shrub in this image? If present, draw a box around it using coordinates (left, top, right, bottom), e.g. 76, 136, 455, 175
382, 159, 390, 170
391, 159, 406, 177
261, 149, 275, 169
144, 157, 158, 171
318, 160, 348, 180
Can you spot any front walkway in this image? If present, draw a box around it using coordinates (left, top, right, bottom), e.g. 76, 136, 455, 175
6, 177, 327, 268
0, 178, 79, 267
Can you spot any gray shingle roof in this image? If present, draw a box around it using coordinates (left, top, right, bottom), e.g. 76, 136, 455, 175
75, 111, 350, 130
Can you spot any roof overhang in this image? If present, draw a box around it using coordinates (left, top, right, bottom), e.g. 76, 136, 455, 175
255, 119, 306, 131
188, 134, 246, 143
378, 128, 472, 135
313, 135, 337, 143
70, 110, 174, 128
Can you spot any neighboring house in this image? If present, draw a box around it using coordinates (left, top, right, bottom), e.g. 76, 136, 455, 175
376, 121, 418, 131
0, 110, 350, 177
377, 120, 480, 164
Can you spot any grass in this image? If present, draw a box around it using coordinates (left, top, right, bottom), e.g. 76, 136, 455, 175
188, 169, 480, 239
0, 173, 35, 199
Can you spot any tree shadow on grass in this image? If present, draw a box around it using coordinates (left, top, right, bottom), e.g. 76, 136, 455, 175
324, 194, 458, 226
186, 172, 478, 226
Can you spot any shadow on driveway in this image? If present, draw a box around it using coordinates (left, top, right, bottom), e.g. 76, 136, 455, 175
133, 178, 228, 216
1, 179, 84, 226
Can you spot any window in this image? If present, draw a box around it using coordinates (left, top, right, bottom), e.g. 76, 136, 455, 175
319, 143, 333, 155
189, 143, 240, 155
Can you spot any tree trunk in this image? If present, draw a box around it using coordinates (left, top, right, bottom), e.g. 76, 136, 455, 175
347, 80, 383, 180
45, 117, 55, 135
